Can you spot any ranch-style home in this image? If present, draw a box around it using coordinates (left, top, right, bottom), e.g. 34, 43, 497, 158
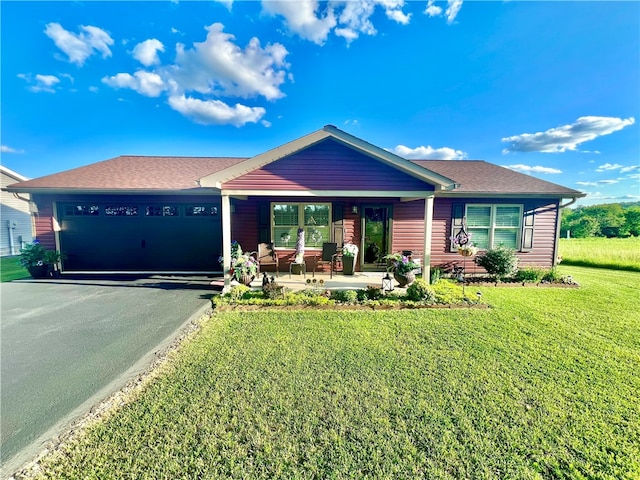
6, 125, 584, 288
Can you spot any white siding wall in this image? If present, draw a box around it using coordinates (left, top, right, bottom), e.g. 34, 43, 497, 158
1, 169, 33, 256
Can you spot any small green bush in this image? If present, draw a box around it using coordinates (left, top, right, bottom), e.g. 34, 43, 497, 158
475, 246, 519, 281
515, 266, 546, 283
542, 267, 561, 282
263, 281, 286, 299
228, 285, 250, 300
431, 280, 465, 304
406, 279, 436, 303
364, 284, 383, 300
331, 290, 358, 303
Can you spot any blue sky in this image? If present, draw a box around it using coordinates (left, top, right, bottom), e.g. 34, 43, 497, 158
1, 1, 638, 206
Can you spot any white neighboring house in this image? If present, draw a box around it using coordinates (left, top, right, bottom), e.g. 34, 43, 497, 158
1, 165, 34, 256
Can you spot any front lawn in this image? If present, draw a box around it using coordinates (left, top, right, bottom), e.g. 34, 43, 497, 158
0, 255, 29, 282
559, 236, 640, 271
31, 266, 640, 479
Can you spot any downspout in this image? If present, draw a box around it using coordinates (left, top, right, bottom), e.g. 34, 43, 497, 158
553, 197, 579, 266
7, 220, 16, 255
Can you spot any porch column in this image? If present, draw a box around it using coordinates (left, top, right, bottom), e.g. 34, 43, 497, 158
423, 195, 434, 283
221, 194, 232, 292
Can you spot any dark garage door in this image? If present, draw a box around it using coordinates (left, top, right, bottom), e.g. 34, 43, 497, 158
58, 202, 222, 272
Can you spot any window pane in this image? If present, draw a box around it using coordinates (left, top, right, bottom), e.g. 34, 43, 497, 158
146, 205, 179, 216
304, 205, 329, 227
273, 204, 298, 226
275, 227, 295, 248
495, 206, 521, 227
466, 206, 491, 227
305, 226, 329, 248
105, 206, 138, 216
494, 229, 518, 248
468, 228, 489, 249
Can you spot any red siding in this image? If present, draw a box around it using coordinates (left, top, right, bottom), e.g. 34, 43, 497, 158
32, 195, 56, 250
391, 200, 426, 255
431, 197, 560, 270
223, 139, 434, 192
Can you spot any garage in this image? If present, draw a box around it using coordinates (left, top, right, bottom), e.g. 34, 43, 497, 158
58, 199, 222, 272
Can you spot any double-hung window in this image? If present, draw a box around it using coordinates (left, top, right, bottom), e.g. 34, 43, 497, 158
272, 203, 331, 249
466, 204, 522, 249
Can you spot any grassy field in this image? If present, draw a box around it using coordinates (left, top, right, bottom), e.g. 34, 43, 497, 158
0, 256, 29, 282
31, 266, 640, 479
559, 236, 640, 271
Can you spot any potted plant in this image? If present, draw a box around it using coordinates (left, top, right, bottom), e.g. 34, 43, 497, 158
18, 240, 63, 278
221, 241, 258, 286
384, 253, 421, 287
342, 243, 359, 275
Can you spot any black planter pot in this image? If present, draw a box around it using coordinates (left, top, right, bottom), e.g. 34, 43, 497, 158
342, 255, 356, 275
28, 265, 50, 279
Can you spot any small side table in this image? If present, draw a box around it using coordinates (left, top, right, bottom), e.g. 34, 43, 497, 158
289, 261, 307, 279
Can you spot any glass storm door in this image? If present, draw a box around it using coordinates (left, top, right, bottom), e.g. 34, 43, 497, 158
362, 206, 391, 268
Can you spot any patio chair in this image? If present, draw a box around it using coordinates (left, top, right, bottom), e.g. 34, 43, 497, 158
254, 242, 279, 277
313, 242, 341, 278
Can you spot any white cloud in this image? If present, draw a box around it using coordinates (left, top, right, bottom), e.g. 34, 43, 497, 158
390, 144, 467, 160
102, 71, 166, 97
595, 163, 624, 172
132, 39, 165, 66
620, 165, 639, 173
627, 173, 640, 180
170, 23, 289, 100
504, 164, 562, 174
167, 95, 265, 126
1, 145, 24, 154
262, 0, 337, 44
502, 116, 636, 153
44, 23, 113, 66
576, 181, 598, 186
596, 179, 619, 185
425, 0, 442, 17
445, 0, 463, 24
425, 0, 463, 23
18, 73, 61, 93
101, 23, 290, 126
263, 0, 413, 44
89, 86, 99, 93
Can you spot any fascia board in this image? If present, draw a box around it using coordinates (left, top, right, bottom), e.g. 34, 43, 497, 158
435, 191, 587, 199
3, 187, 221, 196
221, 189, 434, 197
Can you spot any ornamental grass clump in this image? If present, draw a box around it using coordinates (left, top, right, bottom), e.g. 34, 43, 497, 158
475, 246, 519, 282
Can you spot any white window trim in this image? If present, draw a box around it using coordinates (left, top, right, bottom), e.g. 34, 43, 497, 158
271, 202, 332, 250
465, 204, 523, 250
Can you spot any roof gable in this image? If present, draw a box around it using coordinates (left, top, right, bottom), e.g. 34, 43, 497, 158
199, 125, 456, 190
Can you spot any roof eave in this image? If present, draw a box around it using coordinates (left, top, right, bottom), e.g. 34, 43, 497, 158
435, 191, 587, 199
3, 187, 221, 196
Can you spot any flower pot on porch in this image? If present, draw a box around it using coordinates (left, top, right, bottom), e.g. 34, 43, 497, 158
290, 263, 305, 275
394, 271, 416, 287
342, 255, 356, 275
238, 274, 254, 286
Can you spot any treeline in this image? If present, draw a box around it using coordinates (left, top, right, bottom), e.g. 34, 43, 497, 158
561, 202, 640, 238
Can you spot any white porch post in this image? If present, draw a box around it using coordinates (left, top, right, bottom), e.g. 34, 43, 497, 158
423, 196, 434, 284
221, 194, 232, 292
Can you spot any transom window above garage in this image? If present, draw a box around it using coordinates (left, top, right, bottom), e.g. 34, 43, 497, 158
185, 205, 218, 216
105, 205, 139, 216
146, 205, 179, 216
64, 204, 100, 216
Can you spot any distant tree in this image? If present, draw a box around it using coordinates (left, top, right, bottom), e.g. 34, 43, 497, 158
623, 207, 640, 236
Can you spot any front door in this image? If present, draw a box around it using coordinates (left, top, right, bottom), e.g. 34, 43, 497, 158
361, 206, 391, 270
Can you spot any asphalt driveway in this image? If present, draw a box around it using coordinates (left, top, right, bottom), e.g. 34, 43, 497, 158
1, 275, 216, 475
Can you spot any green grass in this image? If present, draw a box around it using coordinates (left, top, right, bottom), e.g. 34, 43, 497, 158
1, 255, 29, 282
34, 266, 640, 479
559, 237, 640, 271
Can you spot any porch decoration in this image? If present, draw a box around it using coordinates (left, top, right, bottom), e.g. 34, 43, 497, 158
226, 241, 258, 286
450, 218, 477, 296
280, 232, 291, 246
382, 273, 394, 293
342, 243, 359, 276
384, 253, 421, 287
295, 228, 305, 264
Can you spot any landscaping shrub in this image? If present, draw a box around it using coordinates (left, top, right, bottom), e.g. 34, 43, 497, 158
406, 279, 436, 303
542, 267, 561, 283
431, 280, 465, 304
228, 285, 250, 301
364, 284, 383, 300
263, 281, 286, 299
515, 266, 546, 283
331, 289, 358, 303
475, 246, 519, 281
